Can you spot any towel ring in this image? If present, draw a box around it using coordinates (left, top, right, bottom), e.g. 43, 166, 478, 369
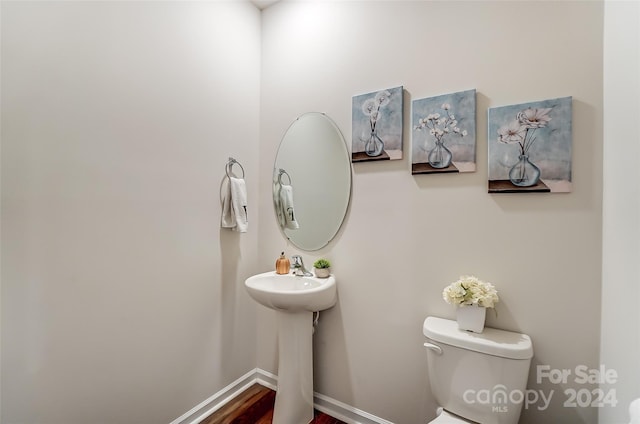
278, 168, 291, 185
226, 157, 245, 179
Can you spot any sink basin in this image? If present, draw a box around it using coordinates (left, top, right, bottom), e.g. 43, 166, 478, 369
244, 271, 337, 312
244, 270, 337, 423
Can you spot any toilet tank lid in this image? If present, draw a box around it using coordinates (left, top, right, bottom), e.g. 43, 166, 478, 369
423, 316, 533, 360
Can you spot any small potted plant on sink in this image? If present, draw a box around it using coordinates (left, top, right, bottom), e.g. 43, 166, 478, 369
313, 258, 331, 278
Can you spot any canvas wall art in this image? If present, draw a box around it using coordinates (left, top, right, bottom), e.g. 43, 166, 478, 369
352, 86, 403, 162
488, 96, 572, 193
411, 89, 476, 174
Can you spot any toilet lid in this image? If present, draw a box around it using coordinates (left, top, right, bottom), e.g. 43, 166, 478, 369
429, 410, 476, 423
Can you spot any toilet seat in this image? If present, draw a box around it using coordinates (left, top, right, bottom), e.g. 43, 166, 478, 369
429, 409, 476, 423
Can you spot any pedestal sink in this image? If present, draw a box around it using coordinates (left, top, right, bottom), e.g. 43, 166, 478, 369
244, 271, 337, 424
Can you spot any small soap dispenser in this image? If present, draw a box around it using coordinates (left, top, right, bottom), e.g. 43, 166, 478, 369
275, 252, 290, 275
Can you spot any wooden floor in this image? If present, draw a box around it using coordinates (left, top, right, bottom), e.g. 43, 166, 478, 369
200, 384, 346, 424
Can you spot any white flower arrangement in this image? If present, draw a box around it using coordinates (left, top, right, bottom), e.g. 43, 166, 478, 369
361, 90, 391, 134
442, 275, 499, 308
360, 90, 392, 157
414, 103, 468, 147
498, 107, 552, 156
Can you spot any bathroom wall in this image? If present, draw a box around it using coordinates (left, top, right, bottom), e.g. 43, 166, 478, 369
1, 2, 261, 423
601, 1, 640, 423
259, 2, 604, 423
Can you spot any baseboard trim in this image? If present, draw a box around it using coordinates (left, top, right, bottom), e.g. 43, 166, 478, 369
313, 392, 394, 424
169, 368, 393, 424
255, 368, 278, 391
168, 369, 258, 424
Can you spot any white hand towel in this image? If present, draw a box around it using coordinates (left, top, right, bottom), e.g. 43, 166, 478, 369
275, 182, 285, 228
279, 184, 299, 230
221, 180, 234, 229
221, 177, 248, 233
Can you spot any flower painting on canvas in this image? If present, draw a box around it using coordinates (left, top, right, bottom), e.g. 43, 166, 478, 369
411, 89, 476, 174
352, 86, 403, 162
488, 97, 572, 193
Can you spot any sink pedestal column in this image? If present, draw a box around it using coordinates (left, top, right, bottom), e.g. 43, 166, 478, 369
273, 310, 314, 424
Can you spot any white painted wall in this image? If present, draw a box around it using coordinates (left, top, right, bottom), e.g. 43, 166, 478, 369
601, 1, 640, 423
1, 2, 261, 423
259, 2, 603, 423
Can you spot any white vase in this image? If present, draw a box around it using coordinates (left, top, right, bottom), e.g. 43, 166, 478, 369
456, 305, 487, 333
314, 268, 330, 278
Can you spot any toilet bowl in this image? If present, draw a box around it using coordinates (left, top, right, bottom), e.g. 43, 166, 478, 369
430, 409, 475, 423
423, 317, 533, 424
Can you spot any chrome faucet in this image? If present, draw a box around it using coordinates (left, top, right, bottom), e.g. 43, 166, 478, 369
291, 255, 312, 277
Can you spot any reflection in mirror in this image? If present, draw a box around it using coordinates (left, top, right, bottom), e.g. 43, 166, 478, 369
275, 168, 299, 229
273, 113, 352, 251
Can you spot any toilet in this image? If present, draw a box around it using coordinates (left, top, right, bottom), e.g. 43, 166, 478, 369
423, 316, 533, 424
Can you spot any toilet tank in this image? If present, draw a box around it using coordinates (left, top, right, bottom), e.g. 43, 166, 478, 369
423, 317, 533, 424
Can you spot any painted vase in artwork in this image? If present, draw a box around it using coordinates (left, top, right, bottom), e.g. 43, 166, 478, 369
429, 140, 453, 168
509, 154, 541, 187
365, 130, 384, 157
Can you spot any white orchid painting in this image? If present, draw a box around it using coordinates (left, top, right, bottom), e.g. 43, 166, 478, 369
352, 86, 403, 162
488, 97, 572, 193
411, 89, 476, 174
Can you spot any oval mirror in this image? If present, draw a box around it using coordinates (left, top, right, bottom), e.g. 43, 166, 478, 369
273, 112, 351, 251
